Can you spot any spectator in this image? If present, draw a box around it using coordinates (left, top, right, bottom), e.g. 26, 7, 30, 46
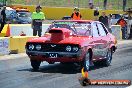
0, 6, 6, 33
103, 0, 107, 10
123, 0, 127, 11
94, 7, 99, 20
88, 0, 94, 9
71, 7, 82, 20
99, 11, 109, 29
117, 16, 127, 39
31, 5, 45, 37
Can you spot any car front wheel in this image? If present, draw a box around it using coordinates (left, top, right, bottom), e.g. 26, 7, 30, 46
103, 49, 112, 66
83, 52, 91, 71
30, 60, 41, 71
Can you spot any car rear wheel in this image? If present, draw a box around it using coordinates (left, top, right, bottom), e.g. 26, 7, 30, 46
83, 52, 91, 71
30, 60, 41, 71
103, 49, 112, 66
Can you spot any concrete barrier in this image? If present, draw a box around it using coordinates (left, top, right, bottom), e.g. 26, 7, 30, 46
9, 36, 38, 53
0, 24, 50, 37
111, 25, 122, 40
0, 36, 38, 56
0, 37, 10, 55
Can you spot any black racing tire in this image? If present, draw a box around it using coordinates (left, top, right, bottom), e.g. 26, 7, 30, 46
83, 52, 91, 71
103, 49, 112, 66
30, 60, 41, 71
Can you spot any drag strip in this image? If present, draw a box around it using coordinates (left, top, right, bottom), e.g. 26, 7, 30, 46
0, 40, 132, 88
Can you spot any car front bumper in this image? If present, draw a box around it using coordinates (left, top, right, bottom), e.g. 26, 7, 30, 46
26, 51, 82, 62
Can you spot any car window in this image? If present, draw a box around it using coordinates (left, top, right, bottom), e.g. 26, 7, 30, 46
97, 23, 107, 36
48, 21, 92, 36
101, 23, 108, 34
17, 12, 31, 17
92, 23, 100, 37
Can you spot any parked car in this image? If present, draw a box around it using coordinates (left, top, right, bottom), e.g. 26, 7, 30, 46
62, 16, 71, 20
26, 20, 117, 71
0, 7, 31, 24
16, 11, 32, 24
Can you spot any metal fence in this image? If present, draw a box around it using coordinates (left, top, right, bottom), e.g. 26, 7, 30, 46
4, 0, 132, 10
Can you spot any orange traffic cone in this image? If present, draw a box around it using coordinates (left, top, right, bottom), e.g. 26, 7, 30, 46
81, 67, 89, 78
79, 67, 90, 86
5, 24, 10, 37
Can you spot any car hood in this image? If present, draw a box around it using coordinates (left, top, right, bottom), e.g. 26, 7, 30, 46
27, 35, 92, 47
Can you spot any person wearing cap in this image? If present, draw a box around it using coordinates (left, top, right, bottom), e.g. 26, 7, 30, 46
94, 7, 99, 20
0, 6, 6, 33
31, 5, 45, 37
117, 16, 127, 39
71, 7, 82, 20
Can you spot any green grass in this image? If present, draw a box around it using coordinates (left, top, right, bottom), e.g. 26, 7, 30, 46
4, 0, 132, 10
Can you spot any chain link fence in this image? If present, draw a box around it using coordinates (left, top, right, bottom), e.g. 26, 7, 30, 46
2, 0, 132, 10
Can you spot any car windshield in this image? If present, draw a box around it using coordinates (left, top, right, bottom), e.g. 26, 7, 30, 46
17, 12, 31, 17
48, 21, 92, 36
5, 9, 16, 18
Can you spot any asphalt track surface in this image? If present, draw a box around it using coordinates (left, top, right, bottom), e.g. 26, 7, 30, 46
0, 40, 132, 88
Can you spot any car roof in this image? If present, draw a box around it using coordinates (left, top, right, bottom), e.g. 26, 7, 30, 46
54, 20, 98, 23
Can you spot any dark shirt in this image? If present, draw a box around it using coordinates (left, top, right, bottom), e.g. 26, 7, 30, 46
99, 16, 108, 27
1, 9, 6, 23
32, 19, 42, 26
94, 10, 99, 16
71, 12, 82, 18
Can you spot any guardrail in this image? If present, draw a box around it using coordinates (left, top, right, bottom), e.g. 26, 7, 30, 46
12, 5, 124, 20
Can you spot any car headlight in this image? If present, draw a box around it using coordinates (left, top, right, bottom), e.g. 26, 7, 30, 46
36, 45, 41, 50
28, 44, 34, 50
73, 47, 79, 52
66, 46, 72, 52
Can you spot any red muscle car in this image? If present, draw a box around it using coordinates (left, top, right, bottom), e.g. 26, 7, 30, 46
26, 20, 117, 71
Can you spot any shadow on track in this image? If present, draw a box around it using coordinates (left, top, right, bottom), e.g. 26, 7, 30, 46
17, 62, 108, 74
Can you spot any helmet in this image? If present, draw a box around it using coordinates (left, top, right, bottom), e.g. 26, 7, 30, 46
74, 7, 79, 11
36, 5, 42, 9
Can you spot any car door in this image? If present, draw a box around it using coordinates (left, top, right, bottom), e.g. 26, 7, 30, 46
91, 22, 103, 60
96, 22, 110, 58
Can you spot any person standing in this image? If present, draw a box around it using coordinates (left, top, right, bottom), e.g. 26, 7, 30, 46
71, 7, 82, 20
103, 0, 107, 10
99, 11, 109, 29
117, 16, 127, 39
31, 5, 45, 37
94, 7, 99, 20
88, 0, 94, 9
0, 6, 6, 33
123, 0, 127, 11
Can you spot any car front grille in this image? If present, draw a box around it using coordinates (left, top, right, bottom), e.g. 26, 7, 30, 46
26, 43, 79, 52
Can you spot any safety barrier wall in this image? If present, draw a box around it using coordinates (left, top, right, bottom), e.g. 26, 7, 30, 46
13, 5, 124, 20
111, 25, 122, 40
0, 24, 50, 37
0, 36, 38, 55
0, 37, 10, 55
